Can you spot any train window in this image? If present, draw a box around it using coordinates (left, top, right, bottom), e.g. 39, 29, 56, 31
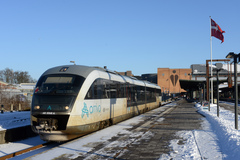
86, 86, 93, 99
146, 87, 156, 103
85, 79, 103, 99
85, 79, 127, 99
117, 83, 125, 98
45, 77, 73, 83
35, 74, 85, 95
137, 86, 145, 105
126, 84, 131, 106
109, 81, 117, 98
120, 83, 126, 98
156, 88, 162, 96
131, 85, 137, 102
93, 79, 103, 99
126, 84, 147, 106
102, 79, 110, 98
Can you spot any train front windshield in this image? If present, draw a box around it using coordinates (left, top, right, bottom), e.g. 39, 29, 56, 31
32, 74, 85, 113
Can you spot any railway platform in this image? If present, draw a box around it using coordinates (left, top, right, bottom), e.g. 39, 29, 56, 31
117, 99, 204, 159
27, 99, 207, 160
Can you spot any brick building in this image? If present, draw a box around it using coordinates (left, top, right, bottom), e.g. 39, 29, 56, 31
157, 68, 192, 94
118, 71, 133, 77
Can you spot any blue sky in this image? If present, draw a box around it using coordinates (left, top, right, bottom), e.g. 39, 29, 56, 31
0, 0, 239, 80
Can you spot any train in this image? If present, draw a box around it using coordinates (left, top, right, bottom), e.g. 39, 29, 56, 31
31, 65, 162, 141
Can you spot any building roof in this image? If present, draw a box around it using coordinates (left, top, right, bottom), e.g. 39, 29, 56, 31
17, 83, 36, 90
0, 81, 9, 86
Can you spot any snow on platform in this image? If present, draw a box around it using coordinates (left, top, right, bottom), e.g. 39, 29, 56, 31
0, 111, 30, 131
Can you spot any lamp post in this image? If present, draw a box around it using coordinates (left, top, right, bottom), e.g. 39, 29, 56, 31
226, 52, 240, 130
198, 84, 202, 105
215, 63, 223, 117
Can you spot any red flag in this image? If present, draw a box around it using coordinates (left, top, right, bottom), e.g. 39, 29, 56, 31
211, 19, 225, 43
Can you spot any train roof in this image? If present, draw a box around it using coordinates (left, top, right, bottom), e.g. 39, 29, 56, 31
41, 65, 161, 89
41, 65, 96, 78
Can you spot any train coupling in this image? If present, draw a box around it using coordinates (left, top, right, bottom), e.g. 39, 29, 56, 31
35, 118, 58, 132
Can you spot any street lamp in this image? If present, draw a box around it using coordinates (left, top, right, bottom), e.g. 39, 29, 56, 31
226, 52, 240, 130
215, 63, 223, 117
226, 52, 235, 59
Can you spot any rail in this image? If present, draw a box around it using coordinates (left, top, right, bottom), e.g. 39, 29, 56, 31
0, 142, 51, 160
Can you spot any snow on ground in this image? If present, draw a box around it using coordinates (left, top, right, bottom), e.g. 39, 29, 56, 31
197, 103, 240, 159
0, 111, 30, 131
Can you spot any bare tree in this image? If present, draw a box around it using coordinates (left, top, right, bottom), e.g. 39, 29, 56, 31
14, 71, 31, 83
0, 68, 35, 84
0, 70, 4, 81
2, 68, 14, 83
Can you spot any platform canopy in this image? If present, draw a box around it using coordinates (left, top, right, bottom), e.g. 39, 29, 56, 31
179, 79, 227, 91
179, 80, 205, 91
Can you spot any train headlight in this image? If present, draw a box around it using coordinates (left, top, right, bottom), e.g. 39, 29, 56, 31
65, 106, 69, 110
34, 106, 40, 110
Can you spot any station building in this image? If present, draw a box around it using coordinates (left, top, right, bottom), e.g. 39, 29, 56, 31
139, 63, 240, 100
157, 68, 192, 95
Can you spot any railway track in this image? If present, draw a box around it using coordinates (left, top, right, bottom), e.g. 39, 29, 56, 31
0, 142, 59, 160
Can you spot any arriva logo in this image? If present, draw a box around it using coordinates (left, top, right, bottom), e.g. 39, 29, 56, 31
81, 102, 101, 118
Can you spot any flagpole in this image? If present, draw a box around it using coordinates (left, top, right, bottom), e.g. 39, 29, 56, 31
210, 16, 213, 107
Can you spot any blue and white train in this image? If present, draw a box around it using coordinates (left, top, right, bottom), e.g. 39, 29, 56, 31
31, 65, 162, 141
